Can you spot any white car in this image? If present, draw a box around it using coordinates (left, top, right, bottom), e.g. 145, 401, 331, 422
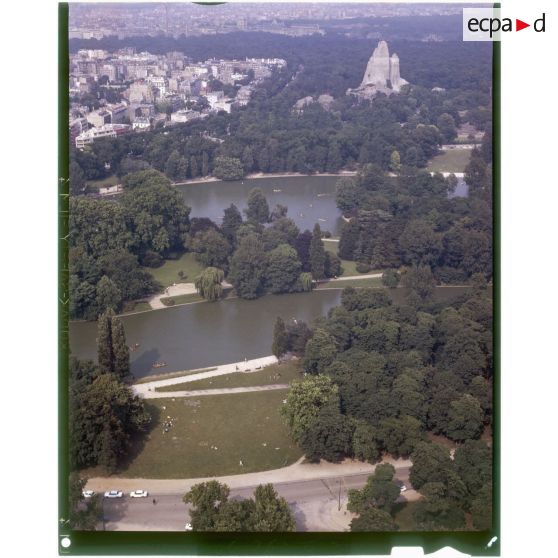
130, 490, 148, 498
399, 484, 408, 493
184, 523, 193, 531
104, 490, 123, 498
82, 490, 95, 498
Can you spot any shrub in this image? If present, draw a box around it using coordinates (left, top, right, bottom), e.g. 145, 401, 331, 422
142, 250, 164, 268
355, 262, 371, 273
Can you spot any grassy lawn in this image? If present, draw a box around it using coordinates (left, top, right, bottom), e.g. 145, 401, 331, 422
134, 367, 218, 385
160, 293, 204, 306
156, 361, 302, 392
144, 252, 205, 287
393, 501, 419, 531
120, 300, 152, 315
324, 242, 383, 277
427, 149, 472, 173
316, 277, 383, 289
119, 390, 302, 478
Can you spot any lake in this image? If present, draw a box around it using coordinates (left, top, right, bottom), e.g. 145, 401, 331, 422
177, 174, 468, 237
177, 175, 346, 236
70, 290, 342, 378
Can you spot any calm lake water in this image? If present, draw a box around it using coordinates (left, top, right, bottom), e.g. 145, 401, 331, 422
70, 290, 342, 377
177, 174, 468, 236
177, 175, 346, 236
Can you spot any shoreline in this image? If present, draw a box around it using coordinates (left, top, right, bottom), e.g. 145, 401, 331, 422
172, 170, 357, 187
73, 283, 477, 323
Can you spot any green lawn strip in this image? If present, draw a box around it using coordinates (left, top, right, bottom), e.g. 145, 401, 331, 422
143, 252, 205, 287
316, 277, 383, 289
426, 148, 472, 173
155, 361, 302, 392
393, 501, 419, 531
134, 367, 218, 385
119, 390, 302, 478
160, 293, 204, 306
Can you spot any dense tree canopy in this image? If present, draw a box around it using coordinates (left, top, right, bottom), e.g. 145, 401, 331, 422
183, 481, 295, 532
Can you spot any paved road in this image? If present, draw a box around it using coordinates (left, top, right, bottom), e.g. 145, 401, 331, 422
101, 467, 413, 532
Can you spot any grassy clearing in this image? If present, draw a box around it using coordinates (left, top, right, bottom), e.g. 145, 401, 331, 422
393, 501, 419, 531
144, 252, 205, 287
427, 149, 472, 173
134, 367, 218, 385
324, 242, 358, 276
119, 390, 302, 478
86, 174, 120, 188
156, 361, 302, 392
316, 277, 383, 290
323, 243, 383, 277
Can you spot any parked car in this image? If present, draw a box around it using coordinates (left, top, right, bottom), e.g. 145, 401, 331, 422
184, 523, 193, 531
399, 484, 408, 493
104, 490, 123, 498
130, 490, 148, 498
82, 490, 95, 498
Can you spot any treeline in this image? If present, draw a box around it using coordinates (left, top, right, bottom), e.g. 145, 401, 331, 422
69, 170, 189, 319
71, 76, 486, 187
346, 440, 491, 531
70, 35, 491, 189
335, 128, 493, 283
70, 32, 492, 92
188, 186, 340, 299
70, 168, 343, 318
183, 481, 295, 532
70, 309, 151, 471
278, 285, 492, 529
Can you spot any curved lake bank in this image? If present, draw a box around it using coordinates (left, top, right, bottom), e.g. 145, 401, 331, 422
70, 290, 342, 378
177, 175, 345, 236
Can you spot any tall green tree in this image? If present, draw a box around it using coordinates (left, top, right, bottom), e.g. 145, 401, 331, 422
303, 328, 337, 374
229, 233, 266, 299
222, 203, 243, 243
97, 308, 114, 373
112, 315, 130, 379
245, 188, 270, 224
348, 463, 401, 515
272, 317, 289, 359
96, 275, 122, 313
183, 481, 230, 531
68, 473, 103, 530
350, 508, 398, 532
309, 223, 326, 280
96, 308, 129, 379
195, 267, 225, 301
265, 244, 302, 294
446, 394, 484, 442
282, 374, 339, 443
252, 484, 296, 532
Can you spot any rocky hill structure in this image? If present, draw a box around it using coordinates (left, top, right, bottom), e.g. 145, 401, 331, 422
347, 40, 408, 99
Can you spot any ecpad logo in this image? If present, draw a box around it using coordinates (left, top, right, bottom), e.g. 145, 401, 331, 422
463, 8, 546, 41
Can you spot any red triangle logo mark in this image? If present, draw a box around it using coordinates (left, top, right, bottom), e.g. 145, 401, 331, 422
516, 19, 530, 31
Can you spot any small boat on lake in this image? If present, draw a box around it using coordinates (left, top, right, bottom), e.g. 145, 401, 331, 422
152, 361, 167, 369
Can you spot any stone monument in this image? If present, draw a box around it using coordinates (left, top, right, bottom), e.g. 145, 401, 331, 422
347, 40, 408, 99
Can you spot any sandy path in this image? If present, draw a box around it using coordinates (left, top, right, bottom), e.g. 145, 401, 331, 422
148, 281, 232, 309
133, 355, 279, 397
